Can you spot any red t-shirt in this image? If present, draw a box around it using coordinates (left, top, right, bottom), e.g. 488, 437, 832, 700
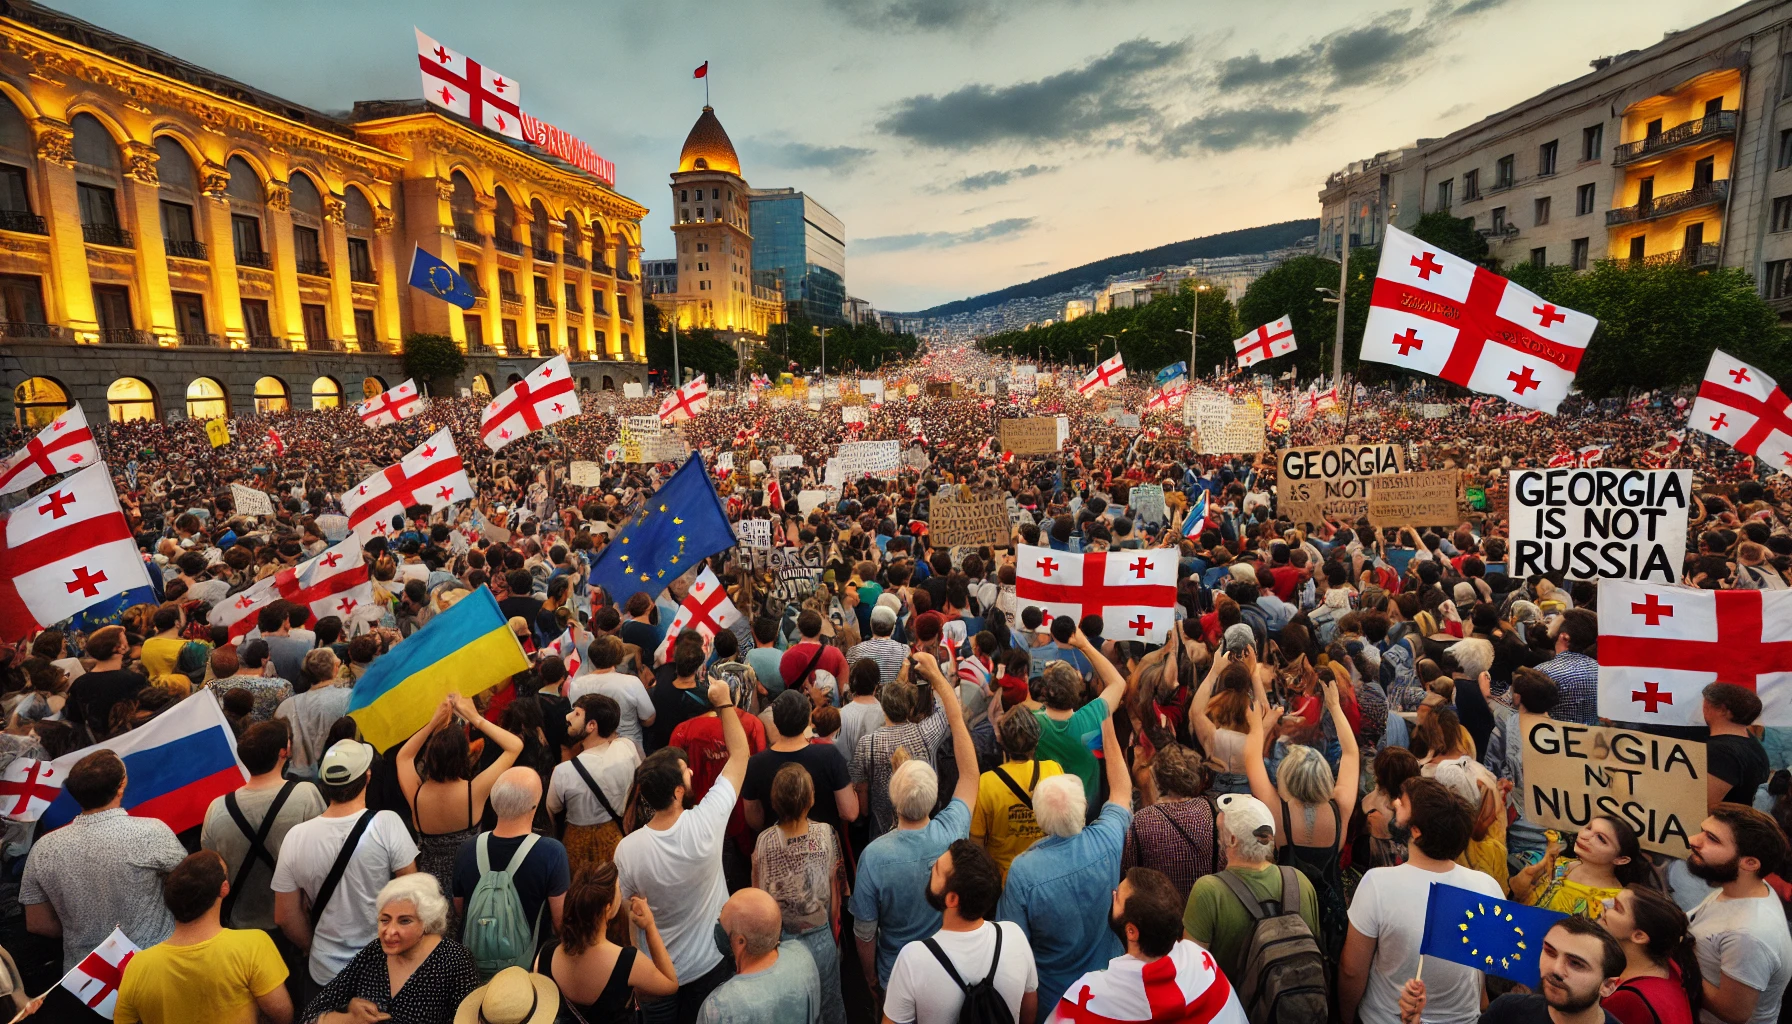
1270, 565, 1305, 602
668, 712, 767, 851
1603, 971, 1694, 1024
779, 641, 847, 689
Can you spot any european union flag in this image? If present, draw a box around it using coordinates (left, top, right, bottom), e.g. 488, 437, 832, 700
1420, 881, 1564, 987
1155, 361, 1188, 385
589, 453, 735, 607
407, 244, 477, 310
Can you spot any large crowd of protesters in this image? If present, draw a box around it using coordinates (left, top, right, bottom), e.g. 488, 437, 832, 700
0, 346, 1789, 1024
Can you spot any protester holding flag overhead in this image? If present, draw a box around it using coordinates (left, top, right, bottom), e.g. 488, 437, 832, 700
0, 403, 99, 496
480, 355, 580, 450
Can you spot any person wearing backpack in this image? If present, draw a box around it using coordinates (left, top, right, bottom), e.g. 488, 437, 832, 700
1184, 793, 1325, 1024
883, 839, 1037, 1024
452, 767, 571, 981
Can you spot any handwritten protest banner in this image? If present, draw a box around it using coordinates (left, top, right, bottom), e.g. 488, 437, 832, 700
734, 518, 771, 549
842, 406, 866, 425
230, 484, 275, 517
1195, 404, 1266, 454
622, 382, 644, 399
625, 415, 661, 437
1367, 469, 1461, 526
1519, 714, 1706, 856
1422, 403, 1454, 419
999, 417, 1061, 455
836, 440, 900, 477
569, 461, 603, 487
1508, 469, 1690, 583
1277, 443, 1406, 525
929, 497, 1012, 548
1130, 484, 1166, 527
770, 453, 804, 470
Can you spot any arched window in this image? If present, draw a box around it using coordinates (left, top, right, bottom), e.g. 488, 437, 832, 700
13, 376, 69, 428
225, 156, 262, 205
185, 377, 227, 420
601, 374, 615, 392
562, 214, 583, 260
253, 375, 289, 414
344, 187, 376, 284
505, 373, 523, 386
345, 188, 374, 235
0, 101, 34, 224
290, 173, 325, 274
71, 114, 118, 172
72, 114, 124, 245
290, 174, 323, 222
590, 225, 609, 271
226, 156, 265, 265
361, 376, 387, 400
310, 375, 341, 410
155, 138, 195, 193
493, 187, 516, 242
107, 377, 158, 422
155, 138, 200, 257
471, 374, 493, 397
450, 171, 478, 237
529, 198, 550, 253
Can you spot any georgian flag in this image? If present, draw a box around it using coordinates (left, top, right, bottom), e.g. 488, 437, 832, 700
0, 463, 155, 643
1077, 353, 1126, 396
1597, 580, 1792, 727
1687, 350, 1792, 473
0, 403, 99, 496
1232, 315, 1297, 368
358, 378, 425, 428
61, 928, 141, 1019
1577, 445, 1606, 468
1047, 939, 1248, 1024
481, 356, 580, 450
209, 536, 374, 640
0, 757, 60, 822
1014, 544, 1177, 644
766, 477, 786, 514
660, 375, 711, 424
1548, 446, 1578, 468
653, 567, 743, 665
342, 427, 473, 542
416, 28, 523, 139
544, 627, 583, 683
1147, 382, 1188, 413
1360, 224, 1595, 414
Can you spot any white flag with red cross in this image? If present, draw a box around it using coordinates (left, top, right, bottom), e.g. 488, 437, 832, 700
1687, 350, 1792, 473
358, 378, 425, 428
481, 356, 580, 450
61, 927, 140, 1019
416, 28, 522, 139
1596, 580, 1792, 727
1077, 353, 1126, 396
766, 477, 786, 514
0, 404, 99, 496
0, 757, 60, 822
342, 427, 473, 543
660, 375, 711, 424
1233, 315, 1297, 369
544, 627, 583, 684
1359, 224, 1596, 414
1013, 544, 1177, 644
0, 463, 154, 644
654, 566, 743, 665
209, 535, 374, 640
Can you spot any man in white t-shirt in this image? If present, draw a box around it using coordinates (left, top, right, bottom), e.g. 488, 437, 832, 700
546, 693, 640, 865
885, 838, 1037, 1024
568, 634, 656, 754
270, 739, 418, 993
615, 675, 748, 1024
1685, 804, 1792, 1024
1339, 777, 1503, 1024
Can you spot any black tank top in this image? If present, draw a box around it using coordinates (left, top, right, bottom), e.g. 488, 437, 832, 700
539, 940, 636, 1022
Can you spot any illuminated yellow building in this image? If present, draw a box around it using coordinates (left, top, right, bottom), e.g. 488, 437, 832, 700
1606, 70, 1737, 265
658, 106, 783, 343
0, 1, 646, 427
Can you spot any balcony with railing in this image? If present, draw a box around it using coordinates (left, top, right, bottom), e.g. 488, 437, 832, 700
493, 236, 523, 255
295, 258, 330, 278
236, 249, 272, 269
96, 328, 156, 345
592, 260, 615, 276
1606, 180, 1729, 226
246, 335, 285, 350
454, 223, 483, 245
1610, 243, 1722, 270
1614, 111, 1738, 166
349, 263, 376, 284
498, 289, 524, 305
563, 252, 587, 270
616, 268, 637, 281
303, 337, 342, 352
0, 210, 47, 234
178, 332, 225, 348
532, 247, 557, 264
83, 223, 133, 248
0, 321, 68, 341
535, 296, 557, 313
565, 299, 583, 315
165, 238, 207, 260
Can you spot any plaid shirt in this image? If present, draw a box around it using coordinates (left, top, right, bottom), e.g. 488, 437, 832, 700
1538, 651, 1599, 725
1120, 799, 1222, 904
850, 712, 949, 837
847, 636, 909, 685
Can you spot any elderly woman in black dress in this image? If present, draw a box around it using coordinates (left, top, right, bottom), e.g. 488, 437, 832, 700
301, 873, 476, 1024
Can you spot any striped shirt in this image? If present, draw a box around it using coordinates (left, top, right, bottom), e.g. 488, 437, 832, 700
848, 636, 909, 685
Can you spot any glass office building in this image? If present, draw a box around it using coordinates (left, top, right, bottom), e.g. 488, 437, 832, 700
748, 188, 846, 326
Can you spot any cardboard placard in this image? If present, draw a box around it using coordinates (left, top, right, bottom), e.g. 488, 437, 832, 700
734, 518, 772, 548
999, 418, 1061, 455
1422, 403, 1454, 419
230, 484, 274, 517
1195, 404, 1267, 455
842, 406, 866, 425
1116, 412, 1141, 429
1276, 444, 1406, 525
902, 447, 930, 471
1519, 714, 1706, 856
716, 453, 734, 474
840, 391, 866, 407
929, 497, 1012, 548
1508, 469, 1691, 584
836, 440, 900, 477
770, 454, 804, 470
625, 415, 661, 437
622, 382, 644, 399
1367, 469, 1462, 526
1130, 483, 1166, 527
569, 461, 603, 487
859, 379, 886, 404
797, 488, 837, 514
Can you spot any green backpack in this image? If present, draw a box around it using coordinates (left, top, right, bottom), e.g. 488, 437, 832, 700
463, 833, 543, 980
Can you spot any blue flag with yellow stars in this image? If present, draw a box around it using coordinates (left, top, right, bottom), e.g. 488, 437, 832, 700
407, 244, 477, 310
1420, 881, 1565, 987
588, 453, 734, 607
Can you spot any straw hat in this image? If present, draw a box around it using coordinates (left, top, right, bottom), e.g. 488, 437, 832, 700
454, 966, 558, 1024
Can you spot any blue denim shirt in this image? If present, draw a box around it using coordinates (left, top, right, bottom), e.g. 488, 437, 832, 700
997, 802, 1131, 1013
848, 798, 971, 985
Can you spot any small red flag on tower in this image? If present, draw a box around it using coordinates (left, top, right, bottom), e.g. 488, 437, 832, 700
693, 61, 709, 78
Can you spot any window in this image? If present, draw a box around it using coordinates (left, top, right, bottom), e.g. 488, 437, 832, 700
301, 303, 329, 343
253, 376, 289, 414
712, 207, 721, 221
159, 200, 196, 243
464, 314, 484, 348
1782, 54, 1792, 99
697, 261, 708, 271
347, 238, 374, 282
711, 188, 719, 200
92, 284, 132, 333
241, 298, 272, 339
1437, 179, 1453, 210
310, 376, 341, 411
14, 376, 70, 429
699, 280, 710, 291
1538, 140, 1558, 177
1780, 129, 1792, 170
1576, 183, 1596, 216
77, 182, 118, 227
1534, 196, 1551, 226
106, 377, 157, 422
536, 323, 550, 352
592, 290, 606, 312
1582, 124, 1603, 162
172, 292, 205, 340
1629, 236, 1645, 261
1463, 169, 1480, 200
1684, 223, 1705, 250
564, 282, 578, 309
1646, 118, 1663, 139
1767, 259, 1792, 299
1495, 155, 1515, 188
231, 214, 263, 260
498, 269, 518, 298
0, 273, 47, 326
293, 226, 323, 269
1694, 155, 1716, 190
354, 309, 377, 348
1531, 247, 1547, 268
1705, 96, 1724, 119
1491, 207, 1507, 233
698, 243, 708, 252
184, 377, 226, 421
679, 189, 688, 202
1571, 237, 1590, 270
501, 319, 519, 352
1774, 197, 1792, 232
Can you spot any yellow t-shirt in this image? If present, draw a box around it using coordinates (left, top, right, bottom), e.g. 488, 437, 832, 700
138, 637, 186, 680
113, 928, 287, 1024
971, 758, 1064, 879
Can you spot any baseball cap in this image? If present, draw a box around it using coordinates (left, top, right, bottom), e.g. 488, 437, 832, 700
1215, 793, 1276, 844
319, 739, 375, 786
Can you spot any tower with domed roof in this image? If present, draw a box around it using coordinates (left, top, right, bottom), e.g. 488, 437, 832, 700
661, 106, 782, 344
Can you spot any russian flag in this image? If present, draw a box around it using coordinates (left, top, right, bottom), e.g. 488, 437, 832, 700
1184, 489, 1209, 538
40, 690, 247, 833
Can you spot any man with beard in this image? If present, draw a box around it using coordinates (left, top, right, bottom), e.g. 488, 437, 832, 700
1395, 916, 1625, 1024
882, 839, 1037, 1024
1684, 804, 1792, 1024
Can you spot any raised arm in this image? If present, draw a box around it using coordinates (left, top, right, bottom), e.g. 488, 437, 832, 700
708, 674, 751, 793
1241, 699, 1282, 814
453, 693, 524, 803
1069, 629, 1126, 712
1189, 652, 1226, 754
915, 651, 978, 809
396, 698, 454, 800
1323, 671, 1361, 817
1101, 714, 1131, 809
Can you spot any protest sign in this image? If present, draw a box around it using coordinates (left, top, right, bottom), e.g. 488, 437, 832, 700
716, 453, 734, 474
1012, 366, 1036, 394
1367, 469, 1462, 526
842, 406, 866, 425
1519, 714, 1706, 856
1056, 415, 1069, 448
1508, 469, 1690, 583
1116, 412, 1141, 429
797, 488, 837, 514
859, 379, 885, 404
823, 459, 843, 486
836, 440, 900, 477
770, 453, 804, 470
734, 518, 771, 549
840, 391, 866, 407
1195, 404, 1267, 454
902, 446, 930, 471
625, 415, 661, 437
229, 484, 275, 517
929, 497, 1012, 548
1277, 444, 1406, 525
569, 461, 603, 487
998, 418, 1061, 455
1130, 483, 1166, 527
1422, 403, 1454, 419
622, 382, 644, 399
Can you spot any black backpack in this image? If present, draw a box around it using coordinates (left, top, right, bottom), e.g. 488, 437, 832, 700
923, 923, 1014, 1024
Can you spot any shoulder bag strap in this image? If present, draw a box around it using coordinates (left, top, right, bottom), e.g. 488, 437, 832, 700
221, 780, 299, 924
1200, 794, 1222, 870
922, 937, 970, 992
1612, 980, 1665, 1024
982, 920, 1003, 984
1157, 804, 1206, 859
992, 765, 1034, 809
797, 643, 827, 687
1279, 866, 1301, 915
308, 809, 377, 929
1215, 869, 1272, 921
569, 755, 623, 824
1328, 799, 1342, 854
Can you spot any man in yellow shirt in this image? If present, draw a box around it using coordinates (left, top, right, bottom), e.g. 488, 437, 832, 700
971, 707, 1063, 879
137, 604, 188, 680
114, 850, 291, 1024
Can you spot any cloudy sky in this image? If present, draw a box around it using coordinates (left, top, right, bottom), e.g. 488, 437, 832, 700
60, 0, 1738, 311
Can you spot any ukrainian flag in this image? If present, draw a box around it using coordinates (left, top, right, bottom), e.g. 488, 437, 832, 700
346, 587, 528, 749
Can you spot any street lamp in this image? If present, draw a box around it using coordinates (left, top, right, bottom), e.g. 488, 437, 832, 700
1184, 283, 1209, 377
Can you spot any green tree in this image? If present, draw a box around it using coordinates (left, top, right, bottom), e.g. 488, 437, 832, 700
643, 301, 742, 383
402, 333, 465, 393
1410, 211, 1489, 263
